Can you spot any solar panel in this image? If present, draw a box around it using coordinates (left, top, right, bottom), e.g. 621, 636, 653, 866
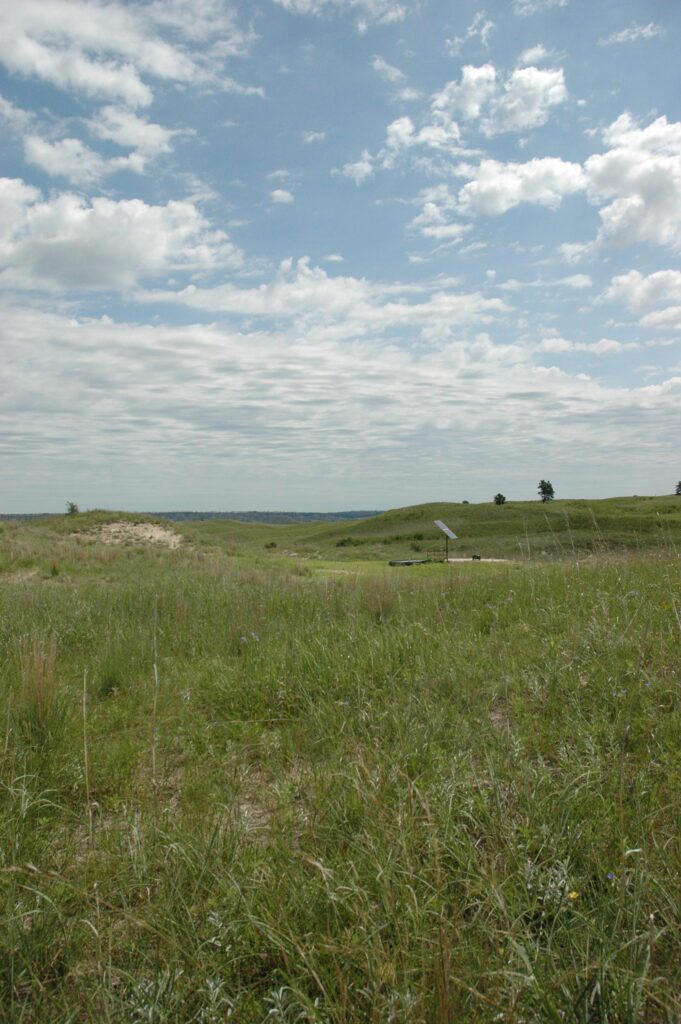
434, 520, 457, 540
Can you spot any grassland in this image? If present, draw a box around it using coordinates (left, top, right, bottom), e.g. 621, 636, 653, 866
0, 499, 679, 1022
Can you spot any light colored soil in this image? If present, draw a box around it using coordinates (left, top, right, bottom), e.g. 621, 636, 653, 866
446, 557, 513, 564
0, 569, 39, 583
97, 522, 181, 548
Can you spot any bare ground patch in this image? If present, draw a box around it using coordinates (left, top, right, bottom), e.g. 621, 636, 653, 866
92, 522, 181, 548
0, 569, 39, 583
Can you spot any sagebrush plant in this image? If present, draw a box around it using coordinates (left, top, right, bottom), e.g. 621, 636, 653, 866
0, 511, 678, 1022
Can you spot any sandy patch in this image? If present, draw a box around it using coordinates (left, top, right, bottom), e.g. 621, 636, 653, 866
0, 569, 39, 583
98, 522, 181, 548
446, 557, 513, 564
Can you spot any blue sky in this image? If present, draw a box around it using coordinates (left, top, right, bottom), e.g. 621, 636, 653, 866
1, 0, 679, 512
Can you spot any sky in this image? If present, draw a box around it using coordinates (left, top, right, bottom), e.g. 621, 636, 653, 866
0, 0, 679, 512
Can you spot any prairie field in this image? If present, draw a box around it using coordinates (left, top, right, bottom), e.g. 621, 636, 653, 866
0, 500, 679, 1023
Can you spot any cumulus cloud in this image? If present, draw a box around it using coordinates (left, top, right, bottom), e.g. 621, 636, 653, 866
24, 135, 127, 185
599, 22, 665, 46
409, 186, 470, 241
431, 63, 566, 136
603, 269, 681, 311
0, 177, 242, 290
432, 65, 497, 122
270, 189, 294, 203
481, 66, 567, 135
337, 150, 375, 184
339, 61, 568, 186
0, 0, 260, 108
456, 157, 585, 215
639, 307, 681, 331
585, 114, 681, 250
22, 106, 181, 184
89, 106, 180, 159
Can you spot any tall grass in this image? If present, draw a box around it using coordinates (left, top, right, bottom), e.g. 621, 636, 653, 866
0, 531, 678, 1021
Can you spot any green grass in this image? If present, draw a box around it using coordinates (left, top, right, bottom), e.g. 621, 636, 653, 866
173, 495, 681, 563
0, 504, 679, 1021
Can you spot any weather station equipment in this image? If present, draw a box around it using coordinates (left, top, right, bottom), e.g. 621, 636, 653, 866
388, 518, 459, 567
433, 519, 457, 562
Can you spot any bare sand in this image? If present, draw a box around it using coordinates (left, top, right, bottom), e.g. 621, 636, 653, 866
97, 522, 181, 548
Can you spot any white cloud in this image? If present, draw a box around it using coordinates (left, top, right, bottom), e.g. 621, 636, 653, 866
89, 106, 179, 160
23, 106, 181, 185
558, 241, 593, 263
139, 257, 507, 341
456, 157, 585, 215
0, 0, 259, 108
340, 61, 568, 186
446, 12, 495, 56
514, 0, 568, 15
302, 130, 327, 143
639, 307, 681, 331
3, 299, 678, 509
603, 269, 681, 311
519, 44, 553, 64
535, 335, 639, 354
270, 189, 294, 204
0, 94, 32, 131
481, 67, 567, 135
396, 87, 422, 103
558, 274, 592, 289
24, 136, 124, 185
430, 64, 567, 137
599, 22, 665, 46
0, 177, 242, 290
409, 186, 469, 241
271, 0, 408, 31
337, 150, 375, 184
585, 114, 681, 249
432, 65, 497, 121
372, 55, 404, 83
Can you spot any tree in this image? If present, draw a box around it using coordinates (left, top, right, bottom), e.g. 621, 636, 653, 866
538, 480, 555, 502
494, 493, 507, 505
676, 481, 681, 496
66, 501, 79, 515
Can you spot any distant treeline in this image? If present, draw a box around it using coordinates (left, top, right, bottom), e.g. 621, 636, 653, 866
0, 510, 383, 524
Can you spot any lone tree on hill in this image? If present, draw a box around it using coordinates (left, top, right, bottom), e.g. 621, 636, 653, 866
538, 480, 555, 502
494, 493, 507, 505
66, 501, 79, 515
676, 481, 681, 496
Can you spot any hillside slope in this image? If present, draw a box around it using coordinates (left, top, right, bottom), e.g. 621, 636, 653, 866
176, 495, 681, 561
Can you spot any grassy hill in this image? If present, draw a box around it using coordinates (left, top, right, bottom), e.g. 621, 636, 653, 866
2, 496, 679, 578
173, 495, 681, 562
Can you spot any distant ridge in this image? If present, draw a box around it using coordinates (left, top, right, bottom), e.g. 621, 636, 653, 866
0, 510, 383, 524
150, 511, 384, 524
